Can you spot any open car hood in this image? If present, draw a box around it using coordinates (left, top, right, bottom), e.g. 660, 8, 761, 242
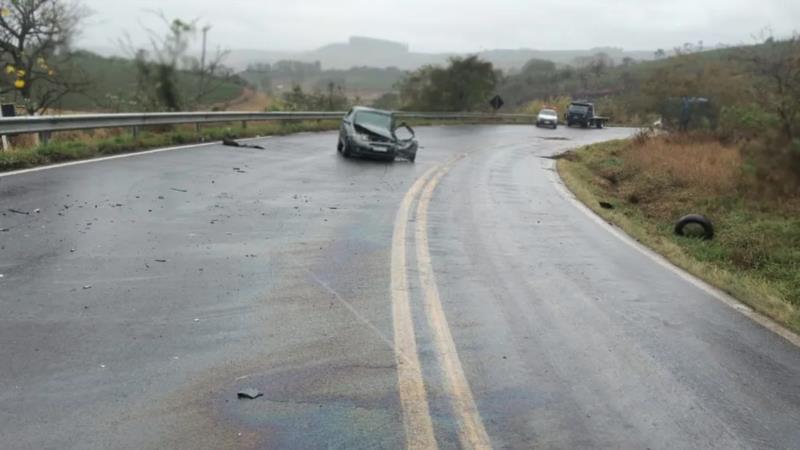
354, 123, 394, 141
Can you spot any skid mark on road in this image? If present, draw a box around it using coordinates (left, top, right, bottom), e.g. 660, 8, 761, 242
415, 159, 493, 450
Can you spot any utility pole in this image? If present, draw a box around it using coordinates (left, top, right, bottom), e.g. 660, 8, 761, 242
200, 25, 212, 90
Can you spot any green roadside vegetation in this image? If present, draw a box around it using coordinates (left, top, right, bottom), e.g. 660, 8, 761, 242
558, 136, 800, 333
0, 121, 339, 172
54, 52, 246, 112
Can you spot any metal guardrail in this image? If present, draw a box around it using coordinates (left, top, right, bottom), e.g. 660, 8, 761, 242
0, 111, 346, 135
0, 110, 536, 145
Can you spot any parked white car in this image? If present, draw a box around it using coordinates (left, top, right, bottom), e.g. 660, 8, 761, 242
536, 108, 559, 129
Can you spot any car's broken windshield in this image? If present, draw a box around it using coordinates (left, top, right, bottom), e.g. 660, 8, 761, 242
355, 112, 392, 131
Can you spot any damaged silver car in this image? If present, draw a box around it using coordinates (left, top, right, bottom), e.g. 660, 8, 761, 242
337, 107, 418, 162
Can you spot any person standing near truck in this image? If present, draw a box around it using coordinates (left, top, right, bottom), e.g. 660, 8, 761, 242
679, 96, 691, 132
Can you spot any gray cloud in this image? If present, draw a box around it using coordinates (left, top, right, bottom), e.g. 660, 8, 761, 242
77, 0, 800, 53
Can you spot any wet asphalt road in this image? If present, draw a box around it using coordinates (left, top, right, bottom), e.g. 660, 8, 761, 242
1, 125, 800, 449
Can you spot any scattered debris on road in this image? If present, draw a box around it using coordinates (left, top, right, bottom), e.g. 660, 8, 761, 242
0, 228, 9, 232
83, 285, 92, 290
599, 201, 615, 210
541, 151, 578, 161
8, 208, 30, 215
237, 388, 263, 400
223, 137, 265, 150
170, 188, 188, 193
155, 259, 167, 263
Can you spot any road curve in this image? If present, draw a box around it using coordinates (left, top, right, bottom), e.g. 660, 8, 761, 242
1, 125, 800, 449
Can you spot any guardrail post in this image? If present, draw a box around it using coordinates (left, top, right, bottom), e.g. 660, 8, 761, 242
132, 126, 139, 140
241, 121, 248, 130
38, 131, 50, 146
195, 123, 201, 135
1, 135, 9, 151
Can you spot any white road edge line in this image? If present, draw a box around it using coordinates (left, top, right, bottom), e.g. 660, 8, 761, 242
0, 135, 279, 178
548, 158, 800, 349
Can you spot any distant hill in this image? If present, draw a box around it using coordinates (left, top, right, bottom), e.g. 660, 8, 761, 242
223, 36, 654, 72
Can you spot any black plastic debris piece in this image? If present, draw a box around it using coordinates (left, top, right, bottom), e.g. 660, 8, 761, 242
154, 259, 167, 263
170, 188, 188, 193
223, 136, 265, 150
8, 208, 29, 215
222, 137, 241, 147
237, 388, 263, 400
599, 201, 615, 210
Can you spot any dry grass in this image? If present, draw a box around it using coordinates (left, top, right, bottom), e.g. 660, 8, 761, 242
627, 135, 742, 195
558, 137, 800, 334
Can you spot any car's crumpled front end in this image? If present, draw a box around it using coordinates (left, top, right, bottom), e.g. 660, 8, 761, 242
351, 120, 417, 162
351, 125, 397, 158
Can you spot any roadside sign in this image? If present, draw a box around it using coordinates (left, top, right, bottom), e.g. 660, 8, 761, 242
489, 95, 504, 111
1, 104, 14, 117
1, 104, 13, 151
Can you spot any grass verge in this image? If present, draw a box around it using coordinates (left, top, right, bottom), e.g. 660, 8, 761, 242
557, 136, 800, 334
0, 120, 340, 173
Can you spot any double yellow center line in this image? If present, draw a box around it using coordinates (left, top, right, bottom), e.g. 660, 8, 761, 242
390, 157, 492, 450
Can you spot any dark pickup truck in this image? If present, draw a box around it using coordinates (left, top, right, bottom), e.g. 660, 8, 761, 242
565, 101, 609, 129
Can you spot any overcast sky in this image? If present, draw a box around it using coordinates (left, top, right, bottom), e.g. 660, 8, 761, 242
77, 0, 800, 53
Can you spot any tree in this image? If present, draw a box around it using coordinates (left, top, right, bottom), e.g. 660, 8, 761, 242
397, 56, 498, 111
0, 0, 90, 114
736, 34, 800, 141
280, 84, 348, 111
123, 13, 231, 111
372, 92, 400, 110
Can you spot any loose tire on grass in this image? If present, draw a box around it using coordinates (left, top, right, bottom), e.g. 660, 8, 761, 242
674, 214, 714, 240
